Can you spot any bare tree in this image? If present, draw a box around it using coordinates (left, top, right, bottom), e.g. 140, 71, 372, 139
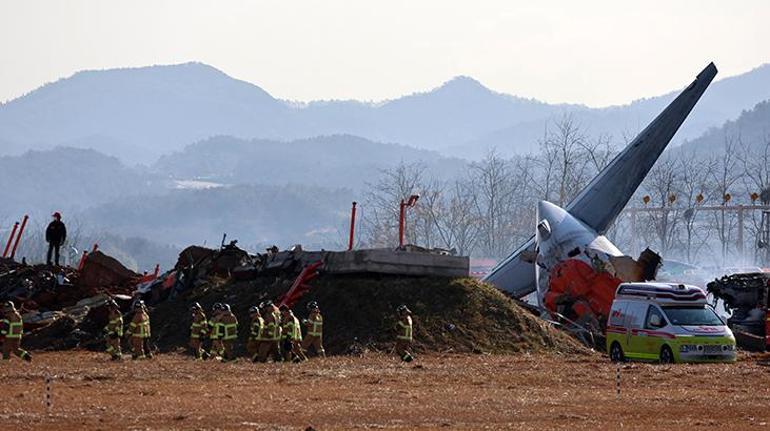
360, 162, 426, 248
709, 135, 742, 263
676, 150, 716, 263
468, 150, 519, 258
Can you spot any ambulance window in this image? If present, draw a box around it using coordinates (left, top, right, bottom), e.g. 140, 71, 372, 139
645, 306, 666, 329
625, 302, 647, 329
609, 302, 627, 327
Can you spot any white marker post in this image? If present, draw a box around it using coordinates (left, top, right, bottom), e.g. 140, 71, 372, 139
44, 375, 53, 414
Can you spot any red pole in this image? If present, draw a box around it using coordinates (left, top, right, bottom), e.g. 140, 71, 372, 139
348, 201, 357, 251
2, 222, 19, 258
9, 215, 28, 260
153, 264, 160, 277
398, 199, 406, 247
78, 250, 89, 271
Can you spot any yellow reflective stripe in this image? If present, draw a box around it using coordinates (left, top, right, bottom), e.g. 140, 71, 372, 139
397, 321, 412, 340
283, 322, 294, 340
309, 317, 323, 337
109, 318, 122, 324
210, 323, 223, 339
250, 320, 264, 339
7, 322, 23, 338
223, 323, 238, 340
131, 319, 150, 338
292, 318, 302, 340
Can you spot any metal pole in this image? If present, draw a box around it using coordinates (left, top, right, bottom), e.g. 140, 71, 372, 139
398, 199, 406, 247
78, 250, 89, 271
348, 202, 357, 251
737, 205, 745, 262
2, 222, 19, 258
9, 215, 28, 261
629, 210, 637, 257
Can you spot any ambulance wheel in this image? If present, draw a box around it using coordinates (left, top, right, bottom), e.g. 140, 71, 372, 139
659, 345, 675, 364
609, 342, 625, 362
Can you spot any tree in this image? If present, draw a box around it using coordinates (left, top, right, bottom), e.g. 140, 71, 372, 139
676, 150, 715, 263
361, 162, 426, 248
709, 135, 742, 264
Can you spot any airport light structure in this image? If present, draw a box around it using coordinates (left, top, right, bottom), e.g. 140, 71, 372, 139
627, 192, 770, 262
399, 195, 420, 247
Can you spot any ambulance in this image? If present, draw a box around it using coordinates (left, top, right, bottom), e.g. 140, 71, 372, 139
605, 282, 736, 363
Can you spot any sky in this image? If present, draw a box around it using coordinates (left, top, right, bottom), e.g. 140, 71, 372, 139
0, 0, 768, 107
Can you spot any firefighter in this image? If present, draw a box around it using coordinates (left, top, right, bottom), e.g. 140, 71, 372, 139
104, 300, 123, 361
302, 301, 325, 358
125, 300, 152, 360
189, 303, 209, 360
256, 301, 282, 362
395, 304, 414, 362
220, 304, 238, 361
246, 305, 264, 362
1, 301, 32, 362
45, 212, 67, 266
281, 305, 307, 363
208, 303, 224, 359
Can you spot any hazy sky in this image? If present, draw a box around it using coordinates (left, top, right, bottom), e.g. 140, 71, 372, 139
1, 0, 768, 106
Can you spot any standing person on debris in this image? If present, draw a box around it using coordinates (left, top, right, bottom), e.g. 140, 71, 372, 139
395, 304, 414, 362
189, 303, 209, 360
125, 300, 152, 360
45, 212, 67, 266
256, 301, 282, 362
208, 303, 224, 359
281, 305, 307, 363
220, 304, 238, 362
104, 300, 123, 361
246, 306, 264, 362
302, 301, 325, 358
1, 301, 32, 362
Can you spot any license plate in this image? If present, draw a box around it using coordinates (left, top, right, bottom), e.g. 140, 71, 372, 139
703, 345, 721, 354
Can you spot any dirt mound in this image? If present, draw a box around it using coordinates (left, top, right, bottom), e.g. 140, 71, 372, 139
150, 275, 586, 355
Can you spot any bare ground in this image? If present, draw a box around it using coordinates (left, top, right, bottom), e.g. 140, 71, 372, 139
2, 351, 770, 430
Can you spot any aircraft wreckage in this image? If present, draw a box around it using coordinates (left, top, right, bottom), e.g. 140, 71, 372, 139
484, 62, 718, 335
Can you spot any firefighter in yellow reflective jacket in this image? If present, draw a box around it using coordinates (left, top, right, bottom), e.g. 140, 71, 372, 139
256, 301, 282, 362
104, 300, 123, 361
189, 302, 209, 360
281, 305, 307, 363
395, 304, 414, 362
208, 303, 225, 359
220, 303, 238, 362
302, 301, 325, 358
1, 301, 32, 362
246, 305, 264, 362
125, 300, 152, 360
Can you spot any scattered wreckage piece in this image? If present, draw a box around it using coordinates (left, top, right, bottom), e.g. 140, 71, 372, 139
707, 272, 770, 351
1, 250, 141, 350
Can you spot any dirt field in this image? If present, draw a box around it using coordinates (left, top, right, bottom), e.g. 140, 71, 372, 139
2, 351, 770, 430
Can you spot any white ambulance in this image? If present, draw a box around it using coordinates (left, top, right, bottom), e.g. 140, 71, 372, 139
606, 282, 736, 363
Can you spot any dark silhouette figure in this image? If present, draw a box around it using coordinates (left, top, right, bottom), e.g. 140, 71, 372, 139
46, 212, 67, 266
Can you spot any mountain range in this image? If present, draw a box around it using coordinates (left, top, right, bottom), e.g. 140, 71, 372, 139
3, 62, 770, 163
